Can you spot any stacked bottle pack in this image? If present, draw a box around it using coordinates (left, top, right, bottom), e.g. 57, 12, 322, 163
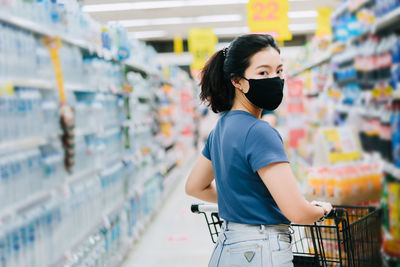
0, 161, 125, 267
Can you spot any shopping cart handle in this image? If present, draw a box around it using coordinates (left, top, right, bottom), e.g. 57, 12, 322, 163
191, 204, 219, 213
191, 204, 200, 213
325, 208, 345, 219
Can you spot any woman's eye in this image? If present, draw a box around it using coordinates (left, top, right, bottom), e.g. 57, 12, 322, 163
277, 69, 283, 74
260, 71, 268, 76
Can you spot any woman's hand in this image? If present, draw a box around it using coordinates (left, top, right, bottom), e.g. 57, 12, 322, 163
310, 201, 333, 218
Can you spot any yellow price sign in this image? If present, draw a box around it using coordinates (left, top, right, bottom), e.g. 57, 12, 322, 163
315, 7, 333, 37
323, 129, 340, 142
247, 0, 292, 41
188, 28, 217, 71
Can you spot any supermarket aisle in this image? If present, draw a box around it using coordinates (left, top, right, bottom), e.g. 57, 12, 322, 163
120, 157, 214, 267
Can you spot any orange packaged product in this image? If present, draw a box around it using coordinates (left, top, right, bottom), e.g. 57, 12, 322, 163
306, 168, 320, 196
347, 166, 360, 196
371, 163, 383, 192
334, 168, 347, 197
325, 168, 335, 197
358, 164, 371, 193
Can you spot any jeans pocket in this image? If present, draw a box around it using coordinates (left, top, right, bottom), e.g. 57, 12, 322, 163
278, 233, 292, 251
271, 239, 293, 267
225, 241, 262, 266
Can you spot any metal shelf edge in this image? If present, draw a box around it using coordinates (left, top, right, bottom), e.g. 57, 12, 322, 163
0, 137, 48, 154
290, 54, 332, 77
383, 160, 400, 181
373, 7, 400, 33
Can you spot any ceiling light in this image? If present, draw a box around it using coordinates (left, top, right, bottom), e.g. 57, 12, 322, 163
288, 10, 318, 18
213, 27, 249, 36
115, 14, 242, 27
213, 23, 317, 36
288, 23, 317, 31
128, 30, 167, 39
83, 0, 311, 13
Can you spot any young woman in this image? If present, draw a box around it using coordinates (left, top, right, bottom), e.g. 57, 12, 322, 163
185, 34, 332, 267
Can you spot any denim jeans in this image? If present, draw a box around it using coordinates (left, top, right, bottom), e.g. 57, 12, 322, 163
208, 222, 293, 267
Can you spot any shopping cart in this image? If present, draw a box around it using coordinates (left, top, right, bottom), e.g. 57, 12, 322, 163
191, 204, 382, 267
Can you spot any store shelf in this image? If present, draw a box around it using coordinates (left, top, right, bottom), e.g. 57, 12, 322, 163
290, 53, 332, 77
65, 167, 99, 185
331, 1, 349, 20
51, 200, 126, 267
0, 79, 125, 96
383, 160, 400, 181
373, 7, 400, 33
124, 61, 159, 77
0, 136, 48, 155
0, 79, 55, 89
0, 11, 116, 61
0, 188, 52, 221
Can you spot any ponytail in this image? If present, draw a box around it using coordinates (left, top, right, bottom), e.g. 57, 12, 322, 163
200, 49, 235, 113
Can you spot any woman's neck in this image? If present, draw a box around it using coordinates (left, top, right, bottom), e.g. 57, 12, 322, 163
230, 89, 261, 119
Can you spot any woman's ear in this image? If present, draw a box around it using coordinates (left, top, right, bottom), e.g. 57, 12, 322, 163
231, 77, 242, 91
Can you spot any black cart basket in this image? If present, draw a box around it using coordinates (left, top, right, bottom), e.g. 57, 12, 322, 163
191, 204, 382, 267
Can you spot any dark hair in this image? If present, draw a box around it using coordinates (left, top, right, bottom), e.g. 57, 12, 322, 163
200, 34, 280, 113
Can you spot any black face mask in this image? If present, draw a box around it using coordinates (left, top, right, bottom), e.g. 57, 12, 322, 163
242, 77, 284, 111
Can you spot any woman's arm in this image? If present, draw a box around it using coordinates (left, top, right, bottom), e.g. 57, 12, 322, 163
258, 162, 332, 224
185, 154, 217, 203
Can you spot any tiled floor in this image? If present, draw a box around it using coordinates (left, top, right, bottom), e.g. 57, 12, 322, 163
120, 159, 214, 267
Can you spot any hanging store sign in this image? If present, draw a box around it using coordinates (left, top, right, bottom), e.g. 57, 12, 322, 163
246, 0, 292, 41
315, 7, 333, 37
188, 28, 217, 71
174, 35, 184, 55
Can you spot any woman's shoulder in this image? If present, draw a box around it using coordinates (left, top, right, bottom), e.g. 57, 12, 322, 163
248, 120, 282, 140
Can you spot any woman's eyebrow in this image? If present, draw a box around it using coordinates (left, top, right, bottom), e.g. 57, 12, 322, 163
256, 64, 283, 69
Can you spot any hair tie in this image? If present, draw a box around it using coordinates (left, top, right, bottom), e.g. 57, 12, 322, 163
222, 47, 228, 57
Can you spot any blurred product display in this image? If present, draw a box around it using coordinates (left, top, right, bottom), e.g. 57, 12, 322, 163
284, 1, 400, 265
0, 1, 197, 267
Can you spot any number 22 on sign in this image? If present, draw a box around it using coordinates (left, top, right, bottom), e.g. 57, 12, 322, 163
247, 0, 292, 41
253, 1, 278, 20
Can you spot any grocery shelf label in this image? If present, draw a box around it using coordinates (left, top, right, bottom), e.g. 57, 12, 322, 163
316, 7, 333, 37
188, 28, 217, 71
246, 0, 292, 41
0, 81, 14, 95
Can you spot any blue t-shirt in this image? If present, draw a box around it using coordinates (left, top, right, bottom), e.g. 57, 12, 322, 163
202, 110, 290, 225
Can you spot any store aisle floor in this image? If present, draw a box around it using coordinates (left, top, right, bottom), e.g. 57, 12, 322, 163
120, 158, 214, 267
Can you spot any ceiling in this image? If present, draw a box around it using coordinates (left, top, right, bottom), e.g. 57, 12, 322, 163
82, 0, 341, 42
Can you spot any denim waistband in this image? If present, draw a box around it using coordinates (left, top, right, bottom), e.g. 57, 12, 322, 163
225, 222, 290, 233
219, 222, 292, 245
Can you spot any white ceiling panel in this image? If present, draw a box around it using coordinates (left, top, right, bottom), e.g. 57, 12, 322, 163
83, 0, 340, 40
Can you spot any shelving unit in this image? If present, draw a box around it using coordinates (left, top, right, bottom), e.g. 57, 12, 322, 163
331, 6, 400, 52
0, 10, 111, 60
0, 3, 198, 267
290, 53, 332, 77
0, 10, 158, 79
291, 3, 400, 265
0, 136, 48, 154
373, 7, 400, 34
50, 199, 126, 267
383, 161, 400, 181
